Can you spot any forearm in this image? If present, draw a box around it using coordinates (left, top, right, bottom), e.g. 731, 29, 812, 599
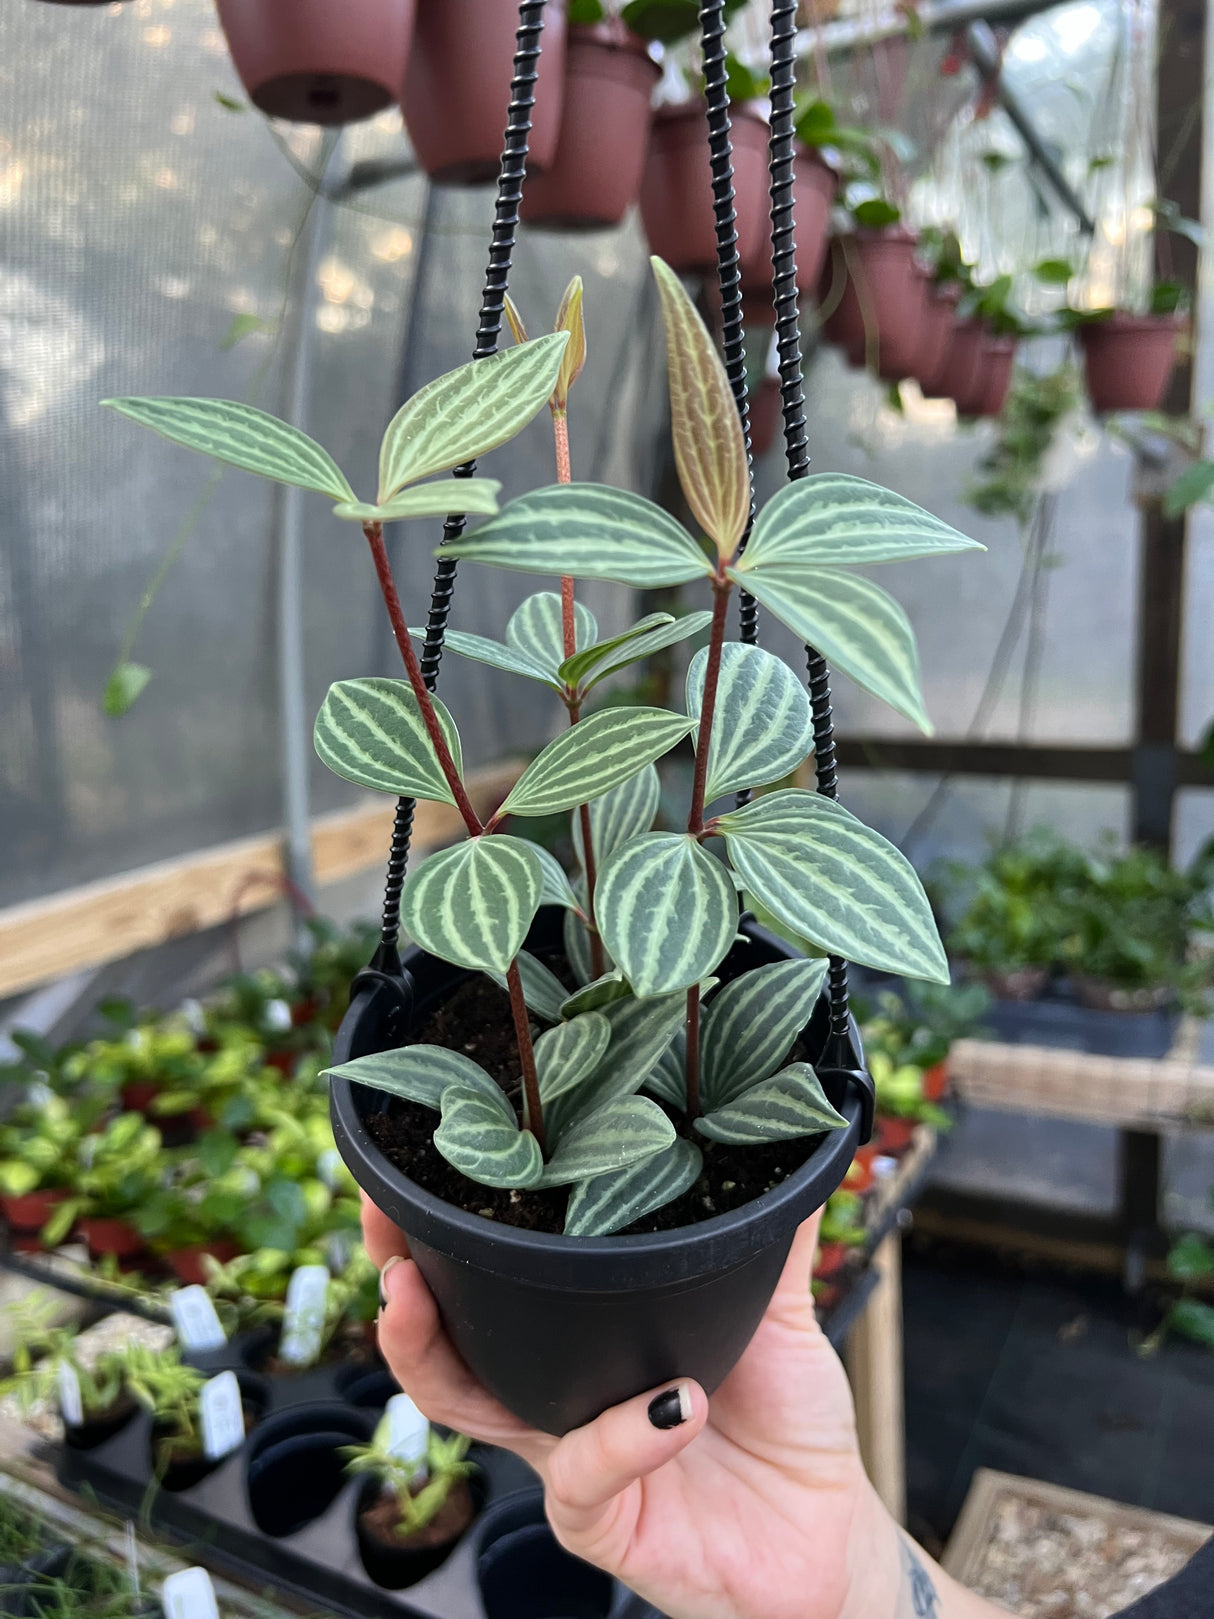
841, 1483, 1011, 1619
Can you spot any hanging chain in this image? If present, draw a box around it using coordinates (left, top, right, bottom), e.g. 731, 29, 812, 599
377, 1, 547, 964
769, 0, 850, 1049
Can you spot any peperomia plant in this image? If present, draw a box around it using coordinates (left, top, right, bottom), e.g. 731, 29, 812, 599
105, 256, 982, 1237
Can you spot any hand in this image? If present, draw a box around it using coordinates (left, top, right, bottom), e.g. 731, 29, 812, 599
363, 1195, 905, 1619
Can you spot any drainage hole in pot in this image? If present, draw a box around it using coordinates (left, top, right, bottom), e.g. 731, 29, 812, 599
246, 1403, 374, 1537
478, 1491, 616, 1619
151, 1372, 269, 1494
354, 1465, 486, 1590
335, 1362, 400, 1410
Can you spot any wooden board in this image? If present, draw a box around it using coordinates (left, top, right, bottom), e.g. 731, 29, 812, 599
844, 1232, 906, 1526
0, 763, 523, 1000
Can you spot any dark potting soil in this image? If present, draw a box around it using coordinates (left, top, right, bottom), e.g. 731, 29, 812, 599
360, 1477, 476, 1551
365, 968, 824, 1236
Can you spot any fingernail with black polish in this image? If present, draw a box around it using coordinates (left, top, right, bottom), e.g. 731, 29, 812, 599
648, 1385, 691, 1429
378, 1254, 405, 1313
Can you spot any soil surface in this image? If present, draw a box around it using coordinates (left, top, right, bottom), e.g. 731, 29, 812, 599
365, 962, 826, 1235
361, 1478, 477, 1551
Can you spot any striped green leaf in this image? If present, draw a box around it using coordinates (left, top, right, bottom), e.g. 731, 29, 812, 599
487, 950, 567, 1024
500, 709, 694, 819
559, 611, 715, 696
700, 958, 828, 1109
434, 1091, 543, 1189
651, 257, 750, 559
103, 397, 355, 503
598, 834, 738, 997
560, 971, 631, 1019
572, 765, 661, 871
644, 1031, 687, 1107
726, 563, 930, 733
718, 790, 949, 983
532, 845, 581, 913
323, 1046, 513, 1121
314, 679, 462, 803
400, 836, 543, 975
687, 643, 813, 803
739, 475, 984, 570
564, 1137, 702, 1236
536, 1013, 611, 1103
334, 479, 501, 524
378, 333, 569, 501
539, 1096, 674, 1185
408, 628, 555, 688
553, 988, 689, 1132
445, 484, 715, 588
563, 909, 599, 987
506, 591, 598, 682
695, 1062, 847, 1144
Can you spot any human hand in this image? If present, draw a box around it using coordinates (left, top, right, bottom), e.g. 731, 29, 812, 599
363, 1195, 906, 1619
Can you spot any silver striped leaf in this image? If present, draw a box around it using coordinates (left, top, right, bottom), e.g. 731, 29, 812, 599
726, 562, 930, 733
314, 679, 462, 803
535, 1013, 611, 1104
323, 1046, 513, 1121
434, 1091, 544, 1189
699, 958, 829, 1110
537, 1096, 674, 1187
531, 844, 581, 913
694, 1062, 847, 1145
559, 610, 715, 698
563, 909, 599, 988
103, 397, 355, 502
718, 790, 949, 983
500, 709, 694, 819
571, 764, 661, 871
378, 332, 568, 500
686, 642, 813, 803
400, 835, 543, 975
486, 950, 567, 1025
409, 627, 555, 688
739, 474, 984, 570
564, 1137, 703, 1236
597, 834, 738, 997
334, 478, 501, 524
505, 591, 598, 684
444, 484, 717, 588
551, 988, 689, 1134
644, 1031, 687, 1108
560, 971, 631, 1019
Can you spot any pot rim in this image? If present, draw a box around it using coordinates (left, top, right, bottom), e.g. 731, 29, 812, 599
568, 18, 659, 61
1078, 311, 1185, 338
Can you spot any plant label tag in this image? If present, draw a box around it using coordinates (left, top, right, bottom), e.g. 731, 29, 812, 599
163, 1568, 219, 1619
57, 1361, 83, 1427
265, 998, 293, 1033
279, 1264, 329, 1367
385, 1393, 429, 1484
200, 1371, 244, 1461
170, 1285, 227, 1352
325, 1230, 353, 1274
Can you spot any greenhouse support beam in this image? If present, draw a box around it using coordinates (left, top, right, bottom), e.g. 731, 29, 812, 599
804, 0, 1059, 56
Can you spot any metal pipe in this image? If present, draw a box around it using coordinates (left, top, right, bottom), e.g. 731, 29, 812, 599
804, 0, 1055, 54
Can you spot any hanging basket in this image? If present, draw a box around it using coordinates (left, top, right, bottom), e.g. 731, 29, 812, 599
925, 314, 984, 405
748, 373, 783, 457
403, 0, 568, 184
638, 100, 770, 273
521, 20, 660, 229
912, 282, 961, 393
1079, 314, 1182, 413
955, 331, 1017, 418
740, 147, 835, 297
215, 0, 416, 126
820, 230, 925, 380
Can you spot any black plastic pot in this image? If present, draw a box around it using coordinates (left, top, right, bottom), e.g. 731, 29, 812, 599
476, 1491, 623, 1619
63, 1393, 138, 1451
331, 909, 871, 1435
0, 1544, 72, 1618
245, 1403, 374, 1537
153, 1372, 269, 1494
354, 1469, 486, 1589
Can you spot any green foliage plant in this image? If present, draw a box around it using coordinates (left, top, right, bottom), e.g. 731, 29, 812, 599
0, 1294, 126, 1423
105, 255, 983, 1237
945, 831, 1090, 980
344, 1422, 476, 1540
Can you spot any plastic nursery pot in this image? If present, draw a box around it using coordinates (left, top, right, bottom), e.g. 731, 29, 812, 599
216, 0, 415, 126
0, 1190, 66, 1234
153, 1372, 268, 1493
164, 1240, 241, 1287
981, 965, 1048, 1002
820, 230, 925, 379
922, 1060, 949, 1104
959, 333, 1017, 418
120, 1080, 162, 1114
639, 100, 771, 274
63, 1392, 139, 1452
476, 1490, 621, 1619
331, 910, 868, 1436
334, 1362, 401, 1410
521, 21, 660, 230
78, 1217, 144, 1261
873, 1115, 915, 1156
1079, 314, 1182, 413
403, 0, 568, 184
354, 1467, 486, 1590
929, 316, 985, 409
913, 283, 962, 394
245, 1403, 374, 1537
1070, 975, 1173, 1015
740, 147, 836, 298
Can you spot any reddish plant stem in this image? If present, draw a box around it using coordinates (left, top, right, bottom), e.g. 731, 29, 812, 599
363, 522, 482, 838
506, 961, 546, 1156
685, 988, 702, 1120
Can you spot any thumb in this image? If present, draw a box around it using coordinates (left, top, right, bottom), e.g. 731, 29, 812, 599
543, 1379, 707, 1561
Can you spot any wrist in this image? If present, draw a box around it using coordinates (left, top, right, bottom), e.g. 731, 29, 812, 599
837, 1481, 903, 1619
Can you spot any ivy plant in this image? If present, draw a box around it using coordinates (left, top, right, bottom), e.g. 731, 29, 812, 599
106, 257, 983, 1237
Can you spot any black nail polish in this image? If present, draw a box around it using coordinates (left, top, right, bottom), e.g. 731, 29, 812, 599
647, 1388, 686, 1430
378, 1277, 389, 1312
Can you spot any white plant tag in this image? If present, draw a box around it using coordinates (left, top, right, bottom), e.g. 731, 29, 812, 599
279, 1264, 330, 1367
163, 1568, 220, 1619
265, 998, 293, 1033
170, 1285, 227, 1353
200, 1371, 245, 1461
57, 1361, 83, 1427
325, 1229, 353, 1275
385, 1393, 430, 1483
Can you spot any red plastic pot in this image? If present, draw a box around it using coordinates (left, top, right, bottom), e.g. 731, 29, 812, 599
914, 283, 962, 393
874, 1116, 916, 1155
1079, 314, 1182, 413
121, 1080, 162, 1114
814, 1241, 852, 1282
639, 101, 771, 274
522, 21, 660, 229
820, 230, 925, 379
166, 1241, 241, 1286
748, 375, 783, 458
956, 333, 1017, 418
216, 0, 416, 126
0, 1189, 67, 1234
844, 1144, 878, 1194
922, 1060, 949, 1104
79, 1218, 144, 1262
740, 147, 836, 299
929, 316, 984, 408
403, 0, 567, 184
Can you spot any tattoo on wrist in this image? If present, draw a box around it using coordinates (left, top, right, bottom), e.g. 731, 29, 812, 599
897, 1537, 939, 1619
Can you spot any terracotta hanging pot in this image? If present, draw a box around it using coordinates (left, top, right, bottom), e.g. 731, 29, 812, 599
955, 331, 1017, 417
215, 0, 416, 126
403, 0, 567, 185
739, 147, 836, 299
639, 101, 770, 274
929, 316, 984, 408
521, 21, 660, 230
819, 230, 924, 380
1079, 314, 1182, 413
913, 282, 962, 393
